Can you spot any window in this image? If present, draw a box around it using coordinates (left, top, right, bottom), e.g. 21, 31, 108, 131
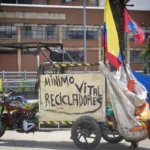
0, 25, 17, 38
62, 0, 73, 4
89, 0, 98, 6
129, 32, 134, 40
21, 25, 58, 39
66, 51, 84, 62
37, 0, 45, 4
67, 30, 83, 39
36, 26, 43, 39
21, 26, 45, 39
18, 0, 32, 4
49, 49, 83, 62
63, 26, 98, 40
1, 0, 16, 3
1, 0, 32, 4
86, 28, 98, 40
45, 26, 58, 40
130, 50, 144, 63
144, 27, 150, 39
21, 26, 32, 38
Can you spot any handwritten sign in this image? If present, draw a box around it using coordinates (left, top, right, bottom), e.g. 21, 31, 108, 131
40, 74, 105, 122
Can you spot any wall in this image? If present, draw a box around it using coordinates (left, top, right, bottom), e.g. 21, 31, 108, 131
0, 54, 17, 71
0, 4, 150, 71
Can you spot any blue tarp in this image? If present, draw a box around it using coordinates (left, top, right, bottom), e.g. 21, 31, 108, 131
132, 70, 150, 104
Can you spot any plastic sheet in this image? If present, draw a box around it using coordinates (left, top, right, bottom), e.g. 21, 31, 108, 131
100, 62, 148, 142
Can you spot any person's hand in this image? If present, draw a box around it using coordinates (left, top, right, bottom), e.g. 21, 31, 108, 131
135, 116, 140, 121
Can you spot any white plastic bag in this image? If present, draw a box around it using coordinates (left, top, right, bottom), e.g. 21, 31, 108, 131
99, 62, 148, 142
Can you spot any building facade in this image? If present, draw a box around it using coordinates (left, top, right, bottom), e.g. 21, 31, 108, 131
0, 0, 150, 72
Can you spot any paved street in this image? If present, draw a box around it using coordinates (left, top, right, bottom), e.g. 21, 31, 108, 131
0, 130, 149, 150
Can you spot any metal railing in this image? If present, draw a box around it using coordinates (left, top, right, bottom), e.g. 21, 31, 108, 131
1, 70, 148, 81
2, 80, 37, 100
0, 71, 38, 99
0, 71, 37, 80
0, 70, 149, 100
2, 80, 36, 91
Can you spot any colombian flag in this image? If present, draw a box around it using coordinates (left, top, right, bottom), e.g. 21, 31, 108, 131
103, 0, 122, 69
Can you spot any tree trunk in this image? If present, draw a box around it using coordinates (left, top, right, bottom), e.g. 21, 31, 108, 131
109, 0, 126, 63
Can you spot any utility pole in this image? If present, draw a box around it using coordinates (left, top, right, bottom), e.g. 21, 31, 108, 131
83, 0, 87, 72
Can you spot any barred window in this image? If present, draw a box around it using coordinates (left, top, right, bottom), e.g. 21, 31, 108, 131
36, 0, 46, 4
67, 31, 83, 40
36, 26, 43, 39
130, 50, 144, 63
66, 50, 84, 62
18, 0, 32, 4
1, 0, 32, 4
0, 25, 17, 38
45, 26, 58, 40
89, 0, 98, 6
62, 0, 72, 4
144, 27, 150, 39
21, 26, 32, 38
86, 29, 98, 40
129, 32, 134, 40
21, 25, 58, 39
1, 0, 16, 3
63, 27, 98, 40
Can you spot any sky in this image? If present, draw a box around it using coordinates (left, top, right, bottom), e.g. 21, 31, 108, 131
99, 0, 150, 10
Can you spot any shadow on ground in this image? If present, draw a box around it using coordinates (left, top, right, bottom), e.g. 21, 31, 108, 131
0, 139, 149, 150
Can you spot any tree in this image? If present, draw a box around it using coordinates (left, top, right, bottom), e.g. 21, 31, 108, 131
140, 38, 150, 74
109, 0, 130, 63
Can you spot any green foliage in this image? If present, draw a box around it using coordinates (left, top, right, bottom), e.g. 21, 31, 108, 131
18, 81, 28, 92
140, 38, 150, 74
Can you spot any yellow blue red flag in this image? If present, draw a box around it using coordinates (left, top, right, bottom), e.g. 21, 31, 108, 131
103, 0, 122, 69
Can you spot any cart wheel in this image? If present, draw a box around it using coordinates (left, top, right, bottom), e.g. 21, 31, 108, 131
130, 142, 139, 148
71, 116, 101, 150
102, 128, 123, 143
0, 118, 6, 138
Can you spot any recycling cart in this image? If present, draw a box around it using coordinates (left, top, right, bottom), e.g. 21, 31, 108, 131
37, 62, 106, 149
0, 42, 123, 150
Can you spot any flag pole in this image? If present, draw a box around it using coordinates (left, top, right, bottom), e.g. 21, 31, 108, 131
83, 0, 87, 72
122, 6, 128, 73
124, 8, 128, 66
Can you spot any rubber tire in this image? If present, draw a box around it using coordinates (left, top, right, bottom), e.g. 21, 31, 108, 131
71, 116, 101, 150
131, 142, 139, 148
0, 118, 6, 138
102, 128, 123, 143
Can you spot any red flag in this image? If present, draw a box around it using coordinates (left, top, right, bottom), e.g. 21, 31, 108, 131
124, 9, 145, 44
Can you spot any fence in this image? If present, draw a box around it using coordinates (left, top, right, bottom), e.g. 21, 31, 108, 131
2, 80, 36, 91
0, 71, 37, 80
0, 70, 149, 100
2, 80, 37, 100
0, 70, 104, 81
